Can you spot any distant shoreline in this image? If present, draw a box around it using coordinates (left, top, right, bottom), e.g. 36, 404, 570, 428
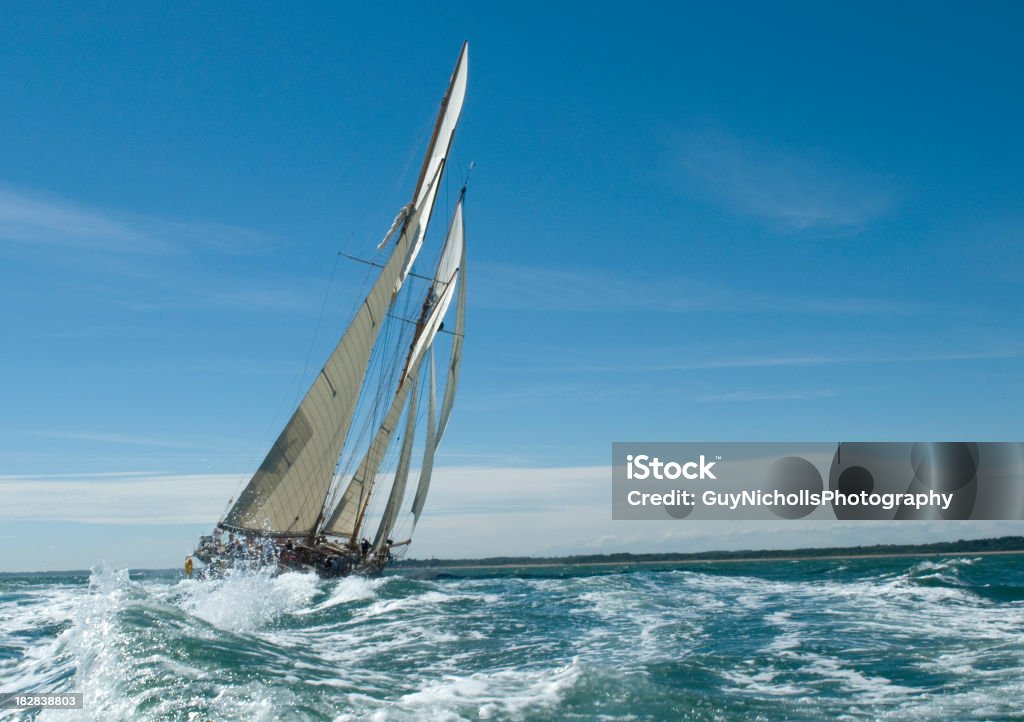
393, 535, 1024, 572
398, 548, 1024, 573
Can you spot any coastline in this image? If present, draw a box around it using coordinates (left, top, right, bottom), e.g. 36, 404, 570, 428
398, 548, 1024, 573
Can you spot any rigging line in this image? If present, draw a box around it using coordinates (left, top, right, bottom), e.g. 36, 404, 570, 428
357, 299, 421, 530
385, 311, 464, 337
386, 371, 432, 545
450, 141, 477, 193
339, 105, 434, 260
363, 365, 427, 539
339, 253, 446, 284
326, 293, 414, 533
220, 249, 343, 523
451, 142, 462, 190
294, 251, 343, 409
321, 290, 401, 512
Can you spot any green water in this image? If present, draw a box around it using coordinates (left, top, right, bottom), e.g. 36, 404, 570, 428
1, 555, 1022, 720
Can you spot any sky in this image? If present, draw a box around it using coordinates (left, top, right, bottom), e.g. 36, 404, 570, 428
2, 2, 1023, 571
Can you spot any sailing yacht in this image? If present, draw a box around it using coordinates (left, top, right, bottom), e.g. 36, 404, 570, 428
189, 43, 469, 578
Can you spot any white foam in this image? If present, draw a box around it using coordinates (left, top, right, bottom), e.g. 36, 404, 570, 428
38, 563, 138, 720
357, 589, 495, 619
177, 568, 319, 632
296, 575, 385, 615
4, 561, 1022, 721
399, 657, 582, 718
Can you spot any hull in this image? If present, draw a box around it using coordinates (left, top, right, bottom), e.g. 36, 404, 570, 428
189, 541, 392, 579
190, 557, 388, 580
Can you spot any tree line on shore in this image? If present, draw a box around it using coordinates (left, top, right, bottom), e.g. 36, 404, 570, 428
395, 535, 1024, 568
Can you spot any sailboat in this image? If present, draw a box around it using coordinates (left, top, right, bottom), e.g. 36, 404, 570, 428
189, 43, 469, 579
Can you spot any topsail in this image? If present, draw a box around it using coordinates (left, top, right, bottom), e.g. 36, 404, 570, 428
400, 41, 468, 287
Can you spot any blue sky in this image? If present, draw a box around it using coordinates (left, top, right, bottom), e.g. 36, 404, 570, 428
2, 3, 1023, 570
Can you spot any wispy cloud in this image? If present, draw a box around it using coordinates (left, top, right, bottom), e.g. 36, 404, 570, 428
0, 183, 275, 257
568, 347, 1024, 375
0, 182, 319, 314
474, 262, 704, 313
0, 185, 171, 254
0, 466, 604, 528
695, 389, 837, 403
24, 430, 195, 449
475, 261, 924, 316
0, 472, 242, 525
672, 128, 898, 233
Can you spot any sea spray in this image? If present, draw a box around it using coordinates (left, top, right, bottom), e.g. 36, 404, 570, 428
175, 568, 319, 633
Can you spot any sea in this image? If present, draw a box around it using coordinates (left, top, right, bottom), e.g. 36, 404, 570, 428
1, 554, 1022, 721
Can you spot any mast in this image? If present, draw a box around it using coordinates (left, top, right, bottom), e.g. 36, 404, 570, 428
220, 43, 469, 539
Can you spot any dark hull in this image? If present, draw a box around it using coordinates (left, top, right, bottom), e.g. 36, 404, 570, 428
191, 549, 390, 580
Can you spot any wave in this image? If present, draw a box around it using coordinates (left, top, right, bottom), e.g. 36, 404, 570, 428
171, 568, 319, 633
389, 658, 582, 721
1, 555, 1022, 720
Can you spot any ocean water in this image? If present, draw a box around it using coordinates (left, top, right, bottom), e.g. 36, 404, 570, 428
1, 555, 1022, 721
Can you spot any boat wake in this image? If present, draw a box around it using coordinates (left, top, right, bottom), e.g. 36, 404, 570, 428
2, 555, 1023, 720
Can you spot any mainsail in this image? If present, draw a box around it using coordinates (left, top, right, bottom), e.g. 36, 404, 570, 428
220, 44, 469, 539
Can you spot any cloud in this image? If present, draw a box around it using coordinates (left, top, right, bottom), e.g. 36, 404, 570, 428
569, 347, 1024, 375
475, 261, 922, 316
0, 473, 242, 525
0, 466, 608, 528
695, 390, 837, 403
0, 183, 274, 257
24, 430, 195, 449
672, 128, 898, 233
474, 262, 704, 313
0, 182, 319, 314
0, 185, 171, 254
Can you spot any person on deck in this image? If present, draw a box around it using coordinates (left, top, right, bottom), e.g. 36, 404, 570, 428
281, 540, 296, 565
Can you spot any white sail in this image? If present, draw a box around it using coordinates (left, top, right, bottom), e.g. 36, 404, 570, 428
412, 199, 466, 524
372, 369, 418, 551
411, 348, 437, 527
399, 42, 468, 286
406, 201, 463, 369
437, 209, 467, 439
321, 348, 424, 538
322, 200, 464, 539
